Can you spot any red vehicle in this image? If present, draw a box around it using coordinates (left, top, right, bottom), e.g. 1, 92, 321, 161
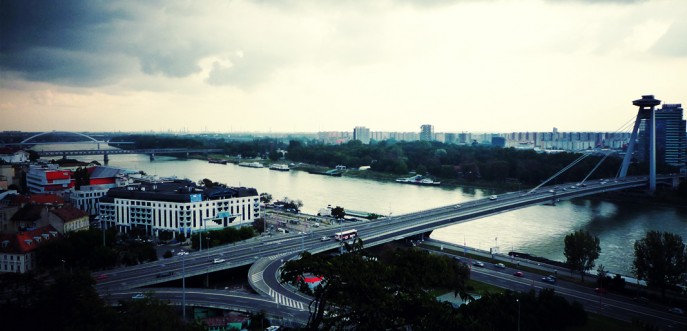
96, 274, 108, 281
513, 271, 524, 277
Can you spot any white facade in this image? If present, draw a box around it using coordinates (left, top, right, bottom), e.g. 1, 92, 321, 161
0, 250, 31, 273
0, 150, 29, 164
70, 186, 111, 216
99, 184, 260, 238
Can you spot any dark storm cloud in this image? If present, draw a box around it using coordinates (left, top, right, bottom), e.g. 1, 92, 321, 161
0, 0, 215, 86
0, 0, 134, 86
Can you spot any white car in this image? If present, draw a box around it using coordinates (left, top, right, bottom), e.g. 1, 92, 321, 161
472, 261, 485, 267
320, 236, 330, 241
213, 258, 225, 264
131, 293, 145, 300
488, 195, 498, 200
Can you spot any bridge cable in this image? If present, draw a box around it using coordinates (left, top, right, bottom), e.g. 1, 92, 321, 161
581, 151, 616, 184
526, 152, 592, 194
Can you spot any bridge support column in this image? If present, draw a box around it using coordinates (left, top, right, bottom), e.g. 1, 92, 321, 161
103, 152, 109, 164
149, 153, 155, 161
620, 95, 660, 193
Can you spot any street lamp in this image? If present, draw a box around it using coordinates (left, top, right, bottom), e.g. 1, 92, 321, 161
516, 298, 520, 331
206, 236, 211, 261
179, 250, 188, 321
339, 217, 344, 254
200, 217, 216, 252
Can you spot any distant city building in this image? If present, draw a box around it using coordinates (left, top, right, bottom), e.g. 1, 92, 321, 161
317, 131, 352, 144
444, 133, 457, 144
353, 126, 371, 144
98, 179, 260, 239
420, 125, 434, 141
637, 103, 686, 168
389, 132, 419, 141
491, 136, 506, 147
457, 132, 471, 144
0, 148, 29, 164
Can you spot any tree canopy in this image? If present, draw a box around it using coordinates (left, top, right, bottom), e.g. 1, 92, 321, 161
633, 231, 687, 298
280, 243, 470, 330
564, 230, 601, 282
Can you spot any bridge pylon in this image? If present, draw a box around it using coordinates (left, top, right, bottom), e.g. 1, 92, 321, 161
619, 95, 660, 192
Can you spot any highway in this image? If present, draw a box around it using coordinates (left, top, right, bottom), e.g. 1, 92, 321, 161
433, 246, 687, 330
93, 175, 685, 327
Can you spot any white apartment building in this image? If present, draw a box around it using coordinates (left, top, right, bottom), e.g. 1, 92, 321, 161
99, 179, 260, 239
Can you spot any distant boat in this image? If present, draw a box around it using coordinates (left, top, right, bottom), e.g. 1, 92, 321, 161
208, 158, 228, 164
238, 161, 264, 168
395, 175, 440, 186
308, 169, 343, 177
269, 164, 290, 171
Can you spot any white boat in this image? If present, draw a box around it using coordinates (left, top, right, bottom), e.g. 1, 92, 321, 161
269, 164, 290, 171
395, 175, 440, 186
238, 161, 264, 168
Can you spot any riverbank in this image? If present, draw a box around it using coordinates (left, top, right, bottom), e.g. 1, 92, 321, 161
189, 153, 687, 207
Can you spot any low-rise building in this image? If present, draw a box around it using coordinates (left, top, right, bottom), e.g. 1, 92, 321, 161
49, 205, 89, 234
0, 148, 29, 164
0, 225, 60, 273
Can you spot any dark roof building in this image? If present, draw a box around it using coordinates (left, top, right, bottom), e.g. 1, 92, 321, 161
99, 179, 260, 239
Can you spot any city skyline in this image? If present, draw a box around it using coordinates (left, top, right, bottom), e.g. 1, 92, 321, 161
2, 0, 687, 133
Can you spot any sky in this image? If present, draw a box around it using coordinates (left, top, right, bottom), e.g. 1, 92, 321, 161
1, 0, 686, 134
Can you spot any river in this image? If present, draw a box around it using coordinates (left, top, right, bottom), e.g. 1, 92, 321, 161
67, 152, 686, 278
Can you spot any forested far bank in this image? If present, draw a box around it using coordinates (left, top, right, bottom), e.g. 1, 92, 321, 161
109, 134, 680, 187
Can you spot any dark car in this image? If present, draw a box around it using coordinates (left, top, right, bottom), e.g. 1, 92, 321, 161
513, 271, 524, 277
594, 287, 607, 294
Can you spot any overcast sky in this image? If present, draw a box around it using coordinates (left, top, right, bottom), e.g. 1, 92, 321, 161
1, 0, 686, 134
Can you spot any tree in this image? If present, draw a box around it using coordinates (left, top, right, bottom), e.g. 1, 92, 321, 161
259, 192, 272, 203
331, 206, 346, 219
280, 243, 471, 331
564, 230, 601, 282
633, 231, 687, 298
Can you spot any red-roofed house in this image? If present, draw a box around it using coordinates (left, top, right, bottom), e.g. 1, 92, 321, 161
297, 273, 324, 290
10, 204, 50, 232
4, 194, 64, 233
49, 206, 89, 233
0, 225, 60, 273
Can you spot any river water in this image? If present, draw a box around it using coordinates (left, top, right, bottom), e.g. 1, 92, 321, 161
68, 152, 686, 277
